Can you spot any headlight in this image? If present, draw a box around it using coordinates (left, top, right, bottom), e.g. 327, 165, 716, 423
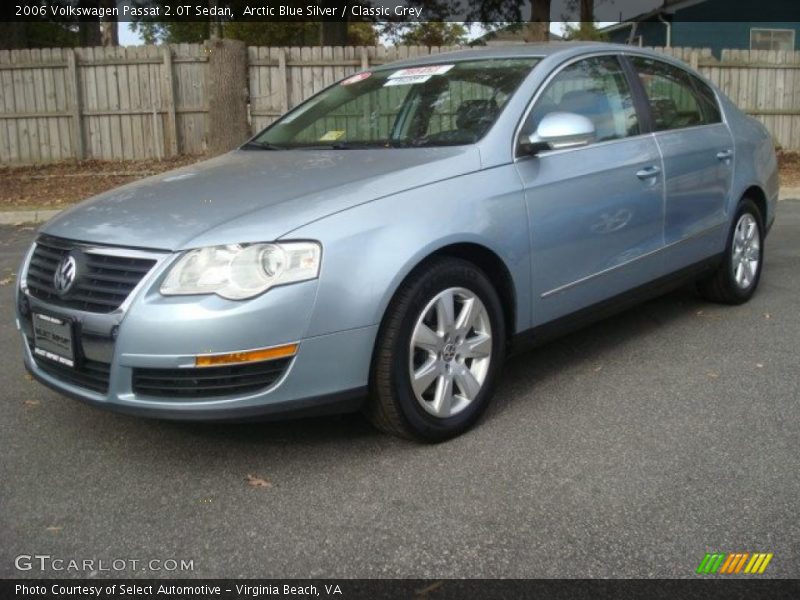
160, 242, 321, 300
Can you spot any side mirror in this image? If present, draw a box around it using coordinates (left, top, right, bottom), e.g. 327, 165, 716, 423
519, 112, 596, 155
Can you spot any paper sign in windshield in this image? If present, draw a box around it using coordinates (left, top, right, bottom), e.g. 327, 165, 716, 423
388, 65, 454, 79
384, 75, 433, 86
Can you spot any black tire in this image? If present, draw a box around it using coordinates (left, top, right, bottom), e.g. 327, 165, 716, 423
698, 198, 765, 305
366, 256, 506, 442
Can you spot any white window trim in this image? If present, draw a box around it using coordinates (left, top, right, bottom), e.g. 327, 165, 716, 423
749, 28, 796, 51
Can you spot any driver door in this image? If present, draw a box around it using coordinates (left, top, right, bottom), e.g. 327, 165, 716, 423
514, 55, 666, 326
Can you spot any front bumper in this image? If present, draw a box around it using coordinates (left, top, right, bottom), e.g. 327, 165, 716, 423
16, 240, 376, 421
20, 327, 372, 421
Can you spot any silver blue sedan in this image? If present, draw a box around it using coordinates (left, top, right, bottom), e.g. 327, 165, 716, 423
16, 43, 778, 440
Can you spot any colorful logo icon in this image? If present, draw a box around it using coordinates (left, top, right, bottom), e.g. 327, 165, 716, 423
696, 552, 773, 574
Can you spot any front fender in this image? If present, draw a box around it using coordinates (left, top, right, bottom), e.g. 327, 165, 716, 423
283, 165, 531, 339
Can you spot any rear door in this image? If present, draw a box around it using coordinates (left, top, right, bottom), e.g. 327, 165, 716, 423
627, 56, 733, 267
514, 54, 666, 326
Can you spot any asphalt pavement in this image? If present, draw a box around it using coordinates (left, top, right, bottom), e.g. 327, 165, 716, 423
1, 202, 799, 579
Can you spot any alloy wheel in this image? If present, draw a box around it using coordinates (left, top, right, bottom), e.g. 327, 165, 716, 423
408, 287, 493, 418
732, 213, 761, 289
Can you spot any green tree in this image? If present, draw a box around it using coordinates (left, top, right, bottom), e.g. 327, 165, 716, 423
562, 22, 608, 41
130, 22, 211, 45
346, 22, 379, 46
129, 1, 375, 46
211, 23, 320, 46
130, 21, 377, 46
463, 0, 553, 43
0, 22, 79, 49
399, 22, 468, 47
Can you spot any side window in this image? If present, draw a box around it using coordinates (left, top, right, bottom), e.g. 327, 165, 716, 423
630, 57, 717, 131
525, 56, 640, 143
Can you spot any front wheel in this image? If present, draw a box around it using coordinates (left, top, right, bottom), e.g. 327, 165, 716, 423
698, 198, 764, 305
367, 257, 506, 441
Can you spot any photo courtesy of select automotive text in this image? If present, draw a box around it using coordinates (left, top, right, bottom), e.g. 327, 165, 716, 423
1, 0, 799, 598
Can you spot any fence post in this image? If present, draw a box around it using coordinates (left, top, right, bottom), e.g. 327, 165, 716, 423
204, 38, 250, 155
161, 45, 178, 156
278, 48, 289, 113
66, 48, 84, 160
360, 47, 369, 70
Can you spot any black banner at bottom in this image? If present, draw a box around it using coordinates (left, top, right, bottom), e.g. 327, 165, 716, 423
3, 579, 799, 600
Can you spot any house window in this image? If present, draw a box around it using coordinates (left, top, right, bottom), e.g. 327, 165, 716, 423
750, 28, 795, 51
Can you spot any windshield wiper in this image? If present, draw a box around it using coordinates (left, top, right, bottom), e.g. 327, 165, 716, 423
241, 140, 287, 151
293, 142, 358, 150
303, 141, 424, 150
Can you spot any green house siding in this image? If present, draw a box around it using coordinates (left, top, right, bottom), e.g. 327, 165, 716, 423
605, 0, 799, 58
673, 22, 799, 57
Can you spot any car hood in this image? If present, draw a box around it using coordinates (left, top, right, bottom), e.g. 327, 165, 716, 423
42, 147, 481, 251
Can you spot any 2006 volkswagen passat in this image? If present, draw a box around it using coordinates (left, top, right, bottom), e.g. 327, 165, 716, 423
16, 44, 778, 440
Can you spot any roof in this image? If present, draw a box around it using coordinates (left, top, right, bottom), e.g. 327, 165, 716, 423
378, 42, 670, 68
371, 42, 700, 79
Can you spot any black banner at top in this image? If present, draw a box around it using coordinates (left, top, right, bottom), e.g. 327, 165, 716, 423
2, 0, 800, 23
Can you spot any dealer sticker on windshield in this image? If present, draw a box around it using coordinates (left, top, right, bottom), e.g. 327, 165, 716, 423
384, 75, 433, 86
388, 65, 454, 79
383, 64, 454, 87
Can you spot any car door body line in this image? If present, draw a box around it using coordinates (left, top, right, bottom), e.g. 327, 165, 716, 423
539, 222, 724, 299
511, 252, 724, 356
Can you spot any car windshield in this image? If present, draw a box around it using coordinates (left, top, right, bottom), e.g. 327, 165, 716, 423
247, 58, 540, 149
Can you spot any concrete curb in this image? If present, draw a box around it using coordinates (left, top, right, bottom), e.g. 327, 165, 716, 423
1, 188, 799, 226
779, 187, 800, 201
0, 209, 60, 226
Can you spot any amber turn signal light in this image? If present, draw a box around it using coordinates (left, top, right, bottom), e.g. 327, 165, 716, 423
194, 343, 298, 367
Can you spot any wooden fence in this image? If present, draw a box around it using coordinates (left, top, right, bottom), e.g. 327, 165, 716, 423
1, 44, 799, 164
0, 44, 208, 162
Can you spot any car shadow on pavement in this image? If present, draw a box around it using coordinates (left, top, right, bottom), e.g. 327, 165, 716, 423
486, 284, 705, 420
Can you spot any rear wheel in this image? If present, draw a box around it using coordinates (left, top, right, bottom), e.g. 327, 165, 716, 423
367, 257, 506, 441
698, 198, 764, 304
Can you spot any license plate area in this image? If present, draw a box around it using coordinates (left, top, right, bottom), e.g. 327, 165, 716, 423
32, 313, 75, 367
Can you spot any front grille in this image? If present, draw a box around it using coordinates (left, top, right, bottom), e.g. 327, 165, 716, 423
31, 349, 111, 394
26, 235, 157, 313
132, 358, 292, 399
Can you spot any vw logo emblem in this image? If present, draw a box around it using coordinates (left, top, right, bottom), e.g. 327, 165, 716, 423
53, 254, 78, 294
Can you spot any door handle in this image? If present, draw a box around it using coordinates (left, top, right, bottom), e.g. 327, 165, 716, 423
716, 149, 733, 161
636, 166, 661, 179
